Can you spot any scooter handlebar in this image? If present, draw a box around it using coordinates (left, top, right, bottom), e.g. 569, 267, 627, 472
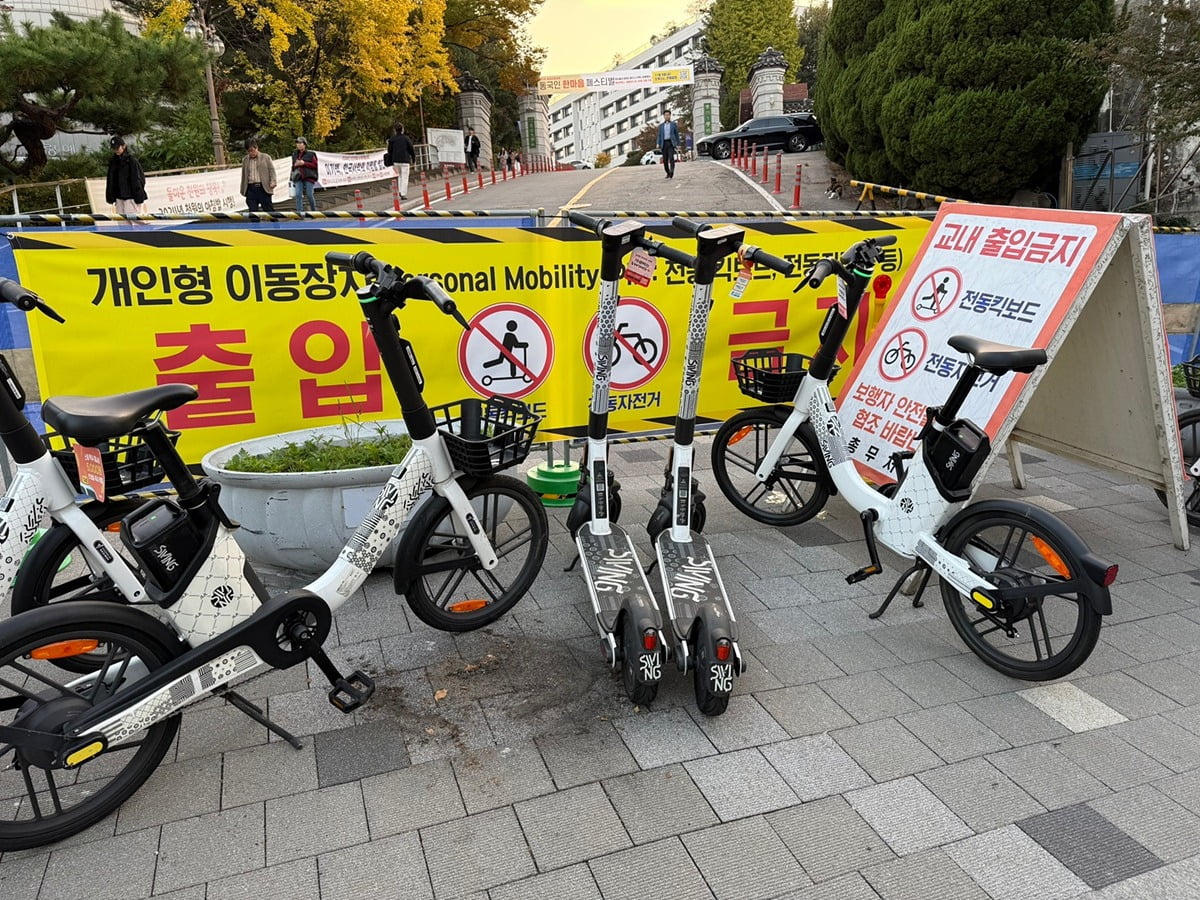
410, 275, 470, 329
670, 216, 708, 236
804, 257, 838, 289
567, 210, 603, 233
741, 245, 794, 276
0, 277, 65, 322
641, 238, 696, 269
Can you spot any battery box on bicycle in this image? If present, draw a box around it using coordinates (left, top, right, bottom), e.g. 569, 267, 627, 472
922, 417, 991, 502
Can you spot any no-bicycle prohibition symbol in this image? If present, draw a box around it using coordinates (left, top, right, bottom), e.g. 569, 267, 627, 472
459, 302, 554, 399
583, 296, 670, 391
879, 327, 927, 382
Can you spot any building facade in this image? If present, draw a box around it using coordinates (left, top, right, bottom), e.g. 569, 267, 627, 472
547, 19, 704, 167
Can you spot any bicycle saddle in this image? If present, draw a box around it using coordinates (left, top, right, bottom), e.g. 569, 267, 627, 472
948, 335, 1047, 375
43, 384, 199, 444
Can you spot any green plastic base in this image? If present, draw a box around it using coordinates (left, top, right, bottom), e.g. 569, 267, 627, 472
526, 461, 581, 507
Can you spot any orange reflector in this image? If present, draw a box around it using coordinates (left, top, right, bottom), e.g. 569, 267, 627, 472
448, 599, 489, 613
105, 522, 122, 533
715, 639, 732, 662
729, 426, 753, 446
1031, 536, 1070, 578
642, 630, 658, 652
30, 639, 100, 660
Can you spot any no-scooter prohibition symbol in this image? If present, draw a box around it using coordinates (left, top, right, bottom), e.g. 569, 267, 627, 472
459, 303, 554, 399
583, 296, 670, 391
911, 267, 963, 321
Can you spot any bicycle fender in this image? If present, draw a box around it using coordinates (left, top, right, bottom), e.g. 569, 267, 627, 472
392, 490, 453, 597
938, 499, 1113, 616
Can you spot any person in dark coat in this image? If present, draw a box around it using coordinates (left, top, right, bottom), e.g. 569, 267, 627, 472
291, 136, 319, 213
387, 123, 417, 200
105, 136, 148, 214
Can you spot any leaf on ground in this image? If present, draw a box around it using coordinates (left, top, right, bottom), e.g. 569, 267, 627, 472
434, 688, 448, 701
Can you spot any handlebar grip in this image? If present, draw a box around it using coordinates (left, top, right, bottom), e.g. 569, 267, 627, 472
671, 216, 707, 236
567, 211, 602, 233
645, 239, 696, 270
805, 257, 837, 289
744, 246, 795, 276
411, 275, 454, 311
871, 235, 898, 247
0, 277, 36, 306
325, 251, 359, 269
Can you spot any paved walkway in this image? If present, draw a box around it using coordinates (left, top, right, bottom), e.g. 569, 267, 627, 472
2, 434, 1198, 899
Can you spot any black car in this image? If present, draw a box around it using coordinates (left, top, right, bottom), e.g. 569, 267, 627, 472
697, 114, 823, 159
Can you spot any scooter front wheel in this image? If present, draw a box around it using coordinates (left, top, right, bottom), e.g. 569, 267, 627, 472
395, 475, 548, 632
711, 410, 829, 526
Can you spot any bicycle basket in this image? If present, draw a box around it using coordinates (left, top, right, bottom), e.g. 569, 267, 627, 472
733, 350, 838, 403
1183, 355, 1200, 399
432, 396, 541, 476
43, 428, 179, 494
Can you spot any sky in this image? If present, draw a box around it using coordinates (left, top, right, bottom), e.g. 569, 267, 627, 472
525, 0, 702, 76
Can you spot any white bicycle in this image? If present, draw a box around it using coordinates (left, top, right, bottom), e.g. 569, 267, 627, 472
0, 251, 547, 849
711, 236, 1118, 680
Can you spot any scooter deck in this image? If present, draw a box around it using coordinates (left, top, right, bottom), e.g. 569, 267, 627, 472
655, 530, 736, 643
576, 524, 659, 634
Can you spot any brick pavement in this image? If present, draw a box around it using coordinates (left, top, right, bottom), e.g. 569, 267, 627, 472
2, 436, 1198, 900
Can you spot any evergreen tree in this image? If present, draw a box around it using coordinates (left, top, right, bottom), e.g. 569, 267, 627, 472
818, 0, 1113, 201
703, 0, 803, 126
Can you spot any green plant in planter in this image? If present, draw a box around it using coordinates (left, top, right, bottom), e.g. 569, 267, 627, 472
223, 425, 412, 474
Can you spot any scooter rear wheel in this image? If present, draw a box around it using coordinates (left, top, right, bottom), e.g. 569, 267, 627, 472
620, 613, 659, 706
691, 620, 731, 717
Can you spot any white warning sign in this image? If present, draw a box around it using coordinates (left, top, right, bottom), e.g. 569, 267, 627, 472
458, 303, 554, 399
583, 296, 670, 391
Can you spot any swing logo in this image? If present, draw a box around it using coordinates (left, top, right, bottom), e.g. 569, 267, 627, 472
639, 651, 661, 681
210, 584, 235, 609
710, 663, 733, 693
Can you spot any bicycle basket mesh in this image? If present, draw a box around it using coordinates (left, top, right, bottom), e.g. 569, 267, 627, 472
1184, 355, 1200, 399
733, 350, 819, 403
432, 396, 541, 476
43, 428, 178, 494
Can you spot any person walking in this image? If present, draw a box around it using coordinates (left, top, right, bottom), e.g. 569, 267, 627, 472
291, 136, 319, 213
388, 122, 416, 200
464, 127, 481, 173
105, 136, 147, 214
240, 138, 277, 212
656, 110, 680, 179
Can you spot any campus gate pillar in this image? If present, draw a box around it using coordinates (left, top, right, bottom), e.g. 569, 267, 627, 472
517, 91, 552, 166
691, 53, 724, 148
749, 46, 788, 119
456, 71, 494, 172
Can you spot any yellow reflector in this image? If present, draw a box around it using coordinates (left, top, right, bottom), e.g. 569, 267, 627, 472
448, 599, 489, 613
30, 639, 100, 660
970, 590, 995, 610
729, 426, 753, 446
65, 741, 105, 768
1031, 536, 1070, 578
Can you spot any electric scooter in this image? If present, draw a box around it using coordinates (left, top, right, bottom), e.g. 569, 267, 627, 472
649, 217, 794, 715
565, 211, 697, 705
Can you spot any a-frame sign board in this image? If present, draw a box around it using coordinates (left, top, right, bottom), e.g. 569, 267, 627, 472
837, 204, 1189, 550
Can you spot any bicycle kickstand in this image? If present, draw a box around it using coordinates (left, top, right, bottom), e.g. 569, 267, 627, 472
869, 561, 932, 620
221, 689, 305, 749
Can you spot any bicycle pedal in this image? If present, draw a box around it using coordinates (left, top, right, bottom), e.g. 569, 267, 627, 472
328, 670, 375, 713
846, 564, 882, 584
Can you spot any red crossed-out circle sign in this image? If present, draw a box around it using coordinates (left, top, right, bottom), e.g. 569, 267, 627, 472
582, 296, 670, 391
879, 327, 927, 382
911, 266, 963, 321
458, 303, 554, 399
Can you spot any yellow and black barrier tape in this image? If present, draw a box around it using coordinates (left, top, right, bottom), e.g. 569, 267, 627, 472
848, 181, 968, 205
574, 209, 936, 219
0, 209, 542, 227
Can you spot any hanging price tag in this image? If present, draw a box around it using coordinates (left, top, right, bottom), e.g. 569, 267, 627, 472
624, 247, 656, 287
730, 256, 754, 299
836, 274, 848, 318
73, 444, 107, 502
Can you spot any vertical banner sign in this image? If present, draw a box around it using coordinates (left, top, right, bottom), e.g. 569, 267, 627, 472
13, 222, 927, 462
837, 205, 1122, 482
526, 117, 537, 151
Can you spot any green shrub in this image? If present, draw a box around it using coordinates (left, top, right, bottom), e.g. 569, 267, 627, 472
224, 429, 412, 473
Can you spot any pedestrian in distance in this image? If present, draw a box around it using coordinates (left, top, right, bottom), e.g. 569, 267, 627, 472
105, 136, 147, 215
240, 138, 277, 212
656, 110, 680, 179
464, 127, 481, 172
387, 122, 416, 200
291, 136, 319, 213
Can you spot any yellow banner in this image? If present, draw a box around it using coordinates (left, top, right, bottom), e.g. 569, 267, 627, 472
13, 221, 931, 462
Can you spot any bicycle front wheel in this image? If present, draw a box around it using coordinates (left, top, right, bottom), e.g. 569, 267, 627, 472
396, 474, 548, 632
939, 510, 1102, 680
1155, 408, 1200, 528
0, 601, 183, 851
11, 499, 146, 674
711, 410, 829, 526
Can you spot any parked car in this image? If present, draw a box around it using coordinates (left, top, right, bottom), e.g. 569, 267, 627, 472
566, 159, 593, 169
641, 149, 664, 166
697, 114, 823, 160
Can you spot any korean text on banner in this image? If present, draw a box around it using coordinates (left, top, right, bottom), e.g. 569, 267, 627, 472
12, 222, 927, 463
837, 204, 1122, 482
537, 66, 694, 94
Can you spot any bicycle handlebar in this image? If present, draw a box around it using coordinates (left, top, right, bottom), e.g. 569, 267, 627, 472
324, 251, 469, 329
803, 235, 899, 288
0, 277, 65, 323
567, 211, 697, 269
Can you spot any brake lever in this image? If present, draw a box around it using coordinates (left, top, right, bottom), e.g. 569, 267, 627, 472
36, 300, 66, 324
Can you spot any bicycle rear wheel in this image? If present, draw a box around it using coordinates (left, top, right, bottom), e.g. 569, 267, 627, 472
711, 410, 829, 526
395, 474, 548, 632
0, 601, 182, 850
11, 499, 147, 673
1155, 408, 1200, 528
939, 510, 1102, 680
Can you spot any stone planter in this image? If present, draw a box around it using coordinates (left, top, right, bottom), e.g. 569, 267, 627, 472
200, 420, 416, 572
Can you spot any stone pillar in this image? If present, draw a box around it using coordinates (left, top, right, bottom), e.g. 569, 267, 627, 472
518, 91, 551, 167
749, 47, 788, 119
456, 71, 493, 169
691, 53, 724, 143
